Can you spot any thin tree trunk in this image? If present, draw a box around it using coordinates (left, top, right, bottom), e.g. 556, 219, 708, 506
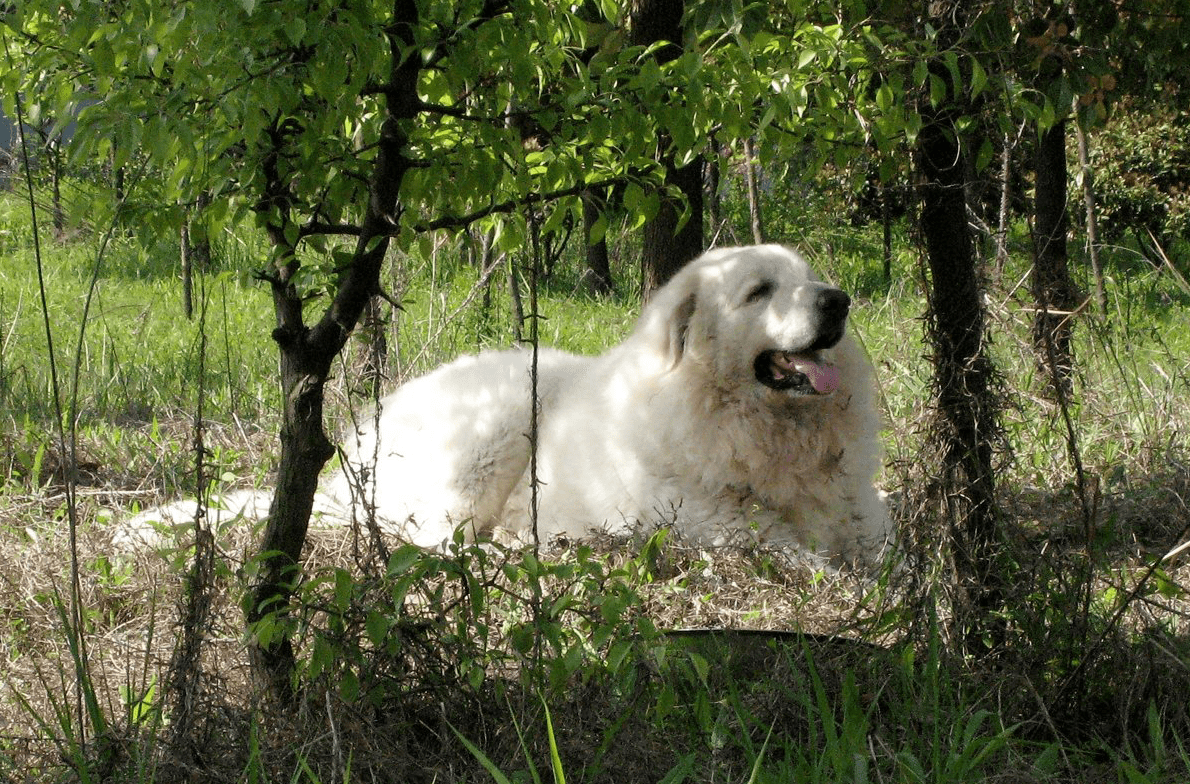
180, 195, 212, 320
181, 221, 194, 320
248, 0, 420, 702
1073, 116, 1106, 314
47, 138, 64, 236
744, 137, 764, 244
112, 141, 125, 203
360, 295, 388, 398
640, 154, 703, 298
631, 0, 703, 299
882, 185, 892, 283
509, 254, 525, 343
581, 189, 613, 296
1032, 119, 1078, 394
916, 85, 1004, 656
708, 139, 722, 239
994, 132, 1012, 281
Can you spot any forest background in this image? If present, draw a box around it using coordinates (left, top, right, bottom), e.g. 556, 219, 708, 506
3, 0, 1190, 781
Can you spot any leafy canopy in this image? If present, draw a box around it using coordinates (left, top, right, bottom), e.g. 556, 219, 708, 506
3, 0, 927, 276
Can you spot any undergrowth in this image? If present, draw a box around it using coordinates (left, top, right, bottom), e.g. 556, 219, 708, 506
1, 188, 1189, 782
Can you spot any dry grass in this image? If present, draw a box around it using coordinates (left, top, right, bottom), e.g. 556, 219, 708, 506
0, 481, 893, 781
3, 443, 1188, 782
3, 216, 1190, 780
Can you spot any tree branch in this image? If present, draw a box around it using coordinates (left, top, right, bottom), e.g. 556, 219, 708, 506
415, 176, 625, 232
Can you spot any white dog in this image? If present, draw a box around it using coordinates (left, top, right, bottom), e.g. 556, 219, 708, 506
119, 245, 888, 567
322, 244, 888, 566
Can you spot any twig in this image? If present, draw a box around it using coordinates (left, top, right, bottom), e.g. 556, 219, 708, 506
1146, 228, 1190, 298
8, 37, 87, 743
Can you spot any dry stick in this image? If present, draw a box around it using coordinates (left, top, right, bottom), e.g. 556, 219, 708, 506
337, 340, 391, 570
529, 218, 542, 555
403, 249, 506, 375
527, 211, 546, 685
994, 131, 1012, 279
11, 72, 84, 739
6, 68, 123, 745
1145, 228, 1190, 298
1040, 312, 1096, 659
169, 272, 216, 750
1072, 113, 1107, 314
1050, 515, 1190, 715
1041, 310, 1190, 713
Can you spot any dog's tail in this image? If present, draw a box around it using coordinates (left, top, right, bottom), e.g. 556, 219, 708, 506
113, 489, 352, 551
111, 489, 274, 551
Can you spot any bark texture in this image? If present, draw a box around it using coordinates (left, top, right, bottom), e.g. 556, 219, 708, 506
1032, 119, 1080, 393
630, 0, 704, 299
247, 0, 420, 701
916, 86, 1005, 655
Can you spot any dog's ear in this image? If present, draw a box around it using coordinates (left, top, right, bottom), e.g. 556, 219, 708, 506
665, 292, 697, 368
635, 271, 699, 370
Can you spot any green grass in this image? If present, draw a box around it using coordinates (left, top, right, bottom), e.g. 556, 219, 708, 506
2, 185, 1190, 783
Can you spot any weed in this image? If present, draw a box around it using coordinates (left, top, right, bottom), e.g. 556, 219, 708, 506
3, 176, 1190, 782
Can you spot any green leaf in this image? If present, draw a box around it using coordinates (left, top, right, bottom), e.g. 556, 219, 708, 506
333, 567, 353, 611
365, 610, 389, 646
974, 137, 994, 173
929, 73, 947, 107
284, 18, 306, 46
969, 56, 988, 98
876, 83, 894, 112
658, 755, 695, 784
606, 639, 633, 673
387, 544, 423, 576
339, 670, 360, 702
913, 58, 929, 87
510, 624, 535, 655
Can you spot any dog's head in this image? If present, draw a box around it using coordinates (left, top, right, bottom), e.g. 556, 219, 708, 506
638, 244, 853, 400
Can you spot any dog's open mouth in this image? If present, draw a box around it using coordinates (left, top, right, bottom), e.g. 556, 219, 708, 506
754, 350, 841, 395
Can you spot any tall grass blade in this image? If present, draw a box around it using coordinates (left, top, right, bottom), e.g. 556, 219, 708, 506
744, 721, 776, 784
506, 694, 544, 784
540, 694, 566, 784
53, 590, 109, 743
448, 720, 515, 784
657, 753, 696, 784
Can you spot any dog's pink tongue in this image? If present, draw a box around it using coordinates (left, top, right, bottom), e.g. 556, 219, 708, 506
790, 356, 841, 394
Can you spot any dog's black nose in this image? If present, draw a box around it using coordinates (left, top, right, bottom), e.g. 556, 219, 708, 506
816, 288, 850, 320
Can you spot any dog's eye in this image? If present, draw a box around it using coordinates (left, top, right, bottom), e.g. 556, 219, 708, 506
745, 281, 774, 304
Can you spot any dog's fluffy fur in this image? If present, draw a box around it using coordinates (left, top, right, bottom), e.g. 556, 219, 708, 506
120, 245, 888, 567
323, 244, 888, 565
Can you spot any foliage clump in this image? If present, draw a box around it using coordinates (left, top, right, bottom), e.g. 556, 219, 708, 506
1089, 94, 1190, 257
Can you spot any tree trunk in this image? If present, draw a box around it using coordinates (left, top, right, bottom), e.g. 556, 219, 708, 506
1073, 116, 1106, 314
47, 138, 64, 236
881, 185, 892, 283
1032, 119, 1079, 394
744, 137, 764, 244
180, 197, 212, 320
640, 155, 703, 298
509, 254, 525, 343
247, 0, 420, 702
630, 0, 704, 299
707, 139, 722, 238
181, 221, 194, 320
581, 189, 613, 296
916, 94, 1004, 656
249, 316, 337, 699
994, 132, 1012, 281
360, 295, 388, 399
